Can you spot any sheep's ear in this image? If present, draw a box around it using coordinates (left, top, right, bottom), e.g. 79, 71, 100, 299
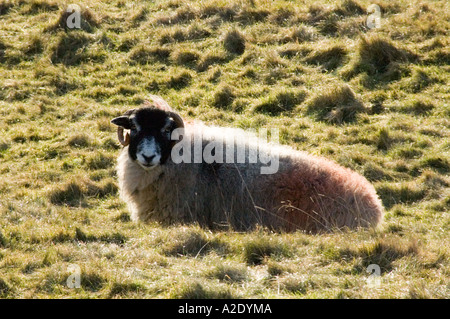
111, 116, 131, 129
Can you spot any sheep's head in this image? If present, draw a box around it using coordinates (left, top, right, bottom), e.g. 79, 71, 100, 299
111, 99, 184, 170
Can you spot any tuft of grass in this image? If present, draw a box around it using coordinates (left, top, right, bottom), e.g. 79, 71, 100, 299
269, 7, 295, 26
304, 45, 347, 71
0, 230, 7, 247
423, 46, 450, 65
128, 6, 148, 27
0, 0, 13, 15
278, 43, 311, 59
317, 13, 339, 36
86, 152, 115, 170
223, 28, 246, 55
171, 281, 234, 299
46, 4, 100, 33
117, 35, 139, 52
305, 84, 366, 124
242, 236, 291, 265
267, 261, 288, 277
42, 248, 58, 266
403, 68, 437, 93
286, 25, 316, 42
49, 31, 93, 65
304, 4, 330, 24
22, 33, 45, 56
393, 147, 423, 159
235, 7, 269, 25
68, 134, 91, 148
75, 227, 127, 245
199, 4, 236, 22
50, 231, 73, 244
81, 271, 107, 292
376, 127, 392, 151
48, 180, 85, 206
334, 0, 365, 16
419, 170, 449, 190
171, 48, 201, 66
22, 261, 42, 274
115, 212, 131, 223
376, 182, 427, 209
254, 89, 306, 116
399, 98, 435, 116
341, 35, 418, 80
48, 177, 118, 206
160, 24, 212, 44
109, 282, 146, 298
197, 50, 228, 72
0, 278, 12, 298
129, 45, 171, 64
212, 84, 235, 109
354, 238, 419, 272
207, 264, 248, 283
167, 70, 193, 89
319, 237, 421, 274
156, 6, 197, 25
22, 0, 59, 14
161, 227, 226, 257
419, 156, 450, 174
0, 39, 6, 62
278, 275, 313, 295
362, 162, 391, 182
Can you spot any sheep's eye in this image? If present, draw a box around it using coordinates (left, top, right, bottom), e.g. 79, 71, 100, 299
163, 127, 171, 134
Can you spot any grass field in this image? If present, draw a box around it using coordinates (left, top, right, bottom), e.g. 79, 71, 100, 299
0, 0, 449, 298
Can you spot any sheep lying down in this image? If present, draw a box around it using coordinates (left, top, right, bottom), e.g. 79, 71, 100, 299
111, 96, 383, 233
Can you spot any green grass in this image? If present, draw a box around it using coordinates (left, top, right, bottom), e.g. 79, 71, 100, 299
0, 0, 449, 299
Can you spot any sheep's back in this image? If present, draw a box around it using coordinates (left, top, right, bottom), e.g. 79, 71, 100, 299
254, 151, 384, 232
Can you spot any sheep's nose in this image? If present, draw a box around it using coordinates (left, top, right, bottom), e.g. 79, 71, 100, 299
142, 155, 155, 163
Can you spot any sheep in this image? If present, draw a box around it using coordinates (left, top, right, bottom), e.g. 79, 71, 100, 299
111, 95, 383, 233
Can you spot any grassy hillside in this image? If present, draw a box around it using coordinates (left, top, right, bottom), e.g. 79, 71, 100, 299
0, 0, 449, 298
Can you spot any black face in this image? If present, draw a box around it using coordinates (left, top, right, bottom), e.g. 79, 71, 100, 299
111, 108, 179, 169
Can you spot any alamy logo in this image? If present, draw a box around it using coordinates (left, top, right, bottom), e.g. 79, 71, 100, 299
171, 128, 280, 175
66, 264, 81, 289
66, 4, 81, 29
366, 264, 382, 288
367, 4, 382, 29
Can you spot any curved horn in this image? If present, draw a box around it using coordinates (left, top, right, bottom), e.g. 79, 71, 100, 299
168, 111, 184, 128
114, 109, 135, 146
117, 127, 130, 146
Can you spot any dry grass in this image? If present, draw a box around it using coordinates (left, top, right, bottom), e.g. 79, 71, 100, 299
305, 84, 367, 124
